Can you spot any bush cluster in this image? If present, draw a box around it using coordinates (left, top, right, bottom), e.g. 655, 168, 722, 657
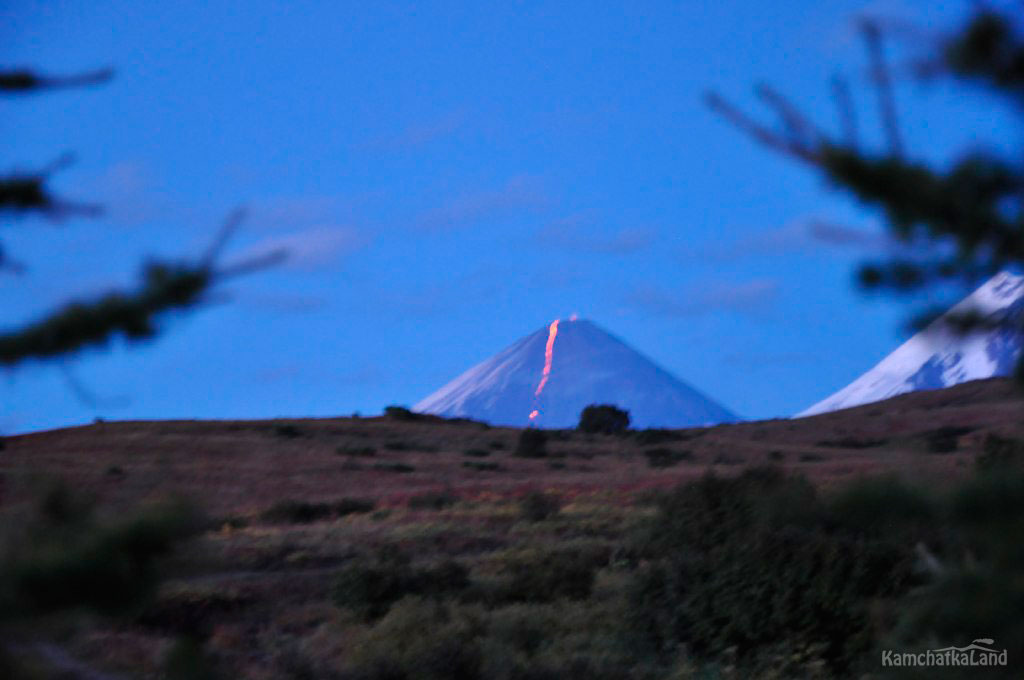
518, 491, 560, 522
627, 467, 915, 674
577, 404, 630, 434
463, 461, 502, 472
976, 433, 1024, 471
501, 547, 600, 603
642, 447, 692, 468
259, 498, 374, 524
923, 425, 975, 454
408, 490, 458, 511
373, 462, 416, 473
2, 486, 205, 618
383, 405, 419, 420
513, 428, 547, 458
333, 551, 470, 621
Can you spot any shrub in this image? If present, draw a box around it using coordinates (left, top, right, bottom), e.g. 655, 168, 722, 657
643, 448, 692, 468
409, 490, 458, 511
798, 452, 825, 463
419, 560, 471, 597
519, 491, 560, 522
333, 552, 470, 621
382, 405, 444, 425
261, 498, 374, 524
827, 476, 934, 536
815, 436, 887, 449
383, 405, 418, 420
887, 569, 1024, 679
976, 433, 1024, 471
500, 548, 602, 603
373, 462, 416, 473
385, 440, 439, 453
629, 527, 910, 671
273, 423, 303, 439
260, 500, 333, 524
633, 428, 684, 445
488, 440, 506, 450
923, 425, 975, 454
334, 498, 376, 516
578, 404, 630, 434
341, 598, 483, 680
463, 461, 501, 472
463, 448, 490, 457
162, 636, 218, 680
951, 469, 1024, 529
514, 428, 547, 458
333, 555, 417, 621
337, 445, 377, 457
138, 587, 250, 637
625, 467, 915, 673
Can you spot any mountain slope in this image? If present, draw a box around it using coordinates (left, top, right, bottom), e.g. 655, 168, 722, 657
800, 271, 1024, 416
414, 318, 737, 428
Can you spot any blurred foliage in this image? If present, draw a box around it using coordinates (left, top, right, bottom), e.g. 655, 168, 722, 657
626, 467, 916, 674
1, 69, 279, 368
709, 7, 1024, 378
333, 549, 471, 621
0, 481, 205, 676
0, 482, 205, 619
518, 491, 561, 523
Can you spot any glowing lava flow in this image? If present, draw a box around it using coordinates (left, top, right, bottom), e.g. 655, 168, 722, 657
529, 319, 560, 421
535, 319, 560, 396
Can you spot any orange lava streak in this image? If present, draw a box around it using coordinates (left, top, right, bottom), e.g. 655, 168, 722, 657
534, 319, 560, 397
528, 409, 540, 420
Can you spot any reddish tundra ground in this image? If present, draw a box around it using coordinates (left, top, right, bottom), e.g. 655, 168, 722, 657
1, 378, 1021, 678
5, 378, 1020, 516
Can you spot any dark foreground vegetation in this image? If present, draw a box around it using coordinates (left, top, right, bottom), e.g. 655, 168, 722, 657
2, 436, 1022, 679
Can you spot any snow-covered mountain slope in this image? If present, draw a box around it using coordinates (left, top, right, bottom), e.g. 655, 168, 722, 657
414, 318, 737, 428
799, 271, 1024, 417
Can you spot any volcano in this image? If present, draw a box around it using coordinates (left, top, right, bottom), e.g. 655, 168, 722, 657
414, 318, 737, 428
800, 271, 1024, 416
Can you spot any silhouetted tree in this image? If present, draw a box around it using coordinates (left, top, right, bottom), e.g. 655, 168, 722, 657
708, 7, 1024, 379
578, 404, 631, 434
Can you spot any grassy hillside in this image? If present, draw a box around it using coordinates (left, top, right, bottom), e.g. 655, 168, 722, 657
2, 378, 1022, 678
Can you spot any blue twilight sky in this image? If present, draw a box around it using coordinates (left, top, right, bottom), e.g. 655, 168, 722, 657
2, 1, 1019, 433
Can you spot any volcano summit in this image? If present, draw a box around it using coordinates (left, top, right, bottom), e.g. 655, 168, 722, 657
800, 271, 1024, 416
414, 318, 737, 428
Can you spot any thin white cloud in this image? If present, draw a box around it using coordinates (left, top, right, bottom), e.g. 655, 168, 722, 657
626, 278, 781, 318
361, 111, 468, 152
247, 196, 354, 233
416, 176, 550, 232
536, 214, 656, 254
683, 216, 899, 261
230, 226, 366, 271
72, 160, 185, 227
